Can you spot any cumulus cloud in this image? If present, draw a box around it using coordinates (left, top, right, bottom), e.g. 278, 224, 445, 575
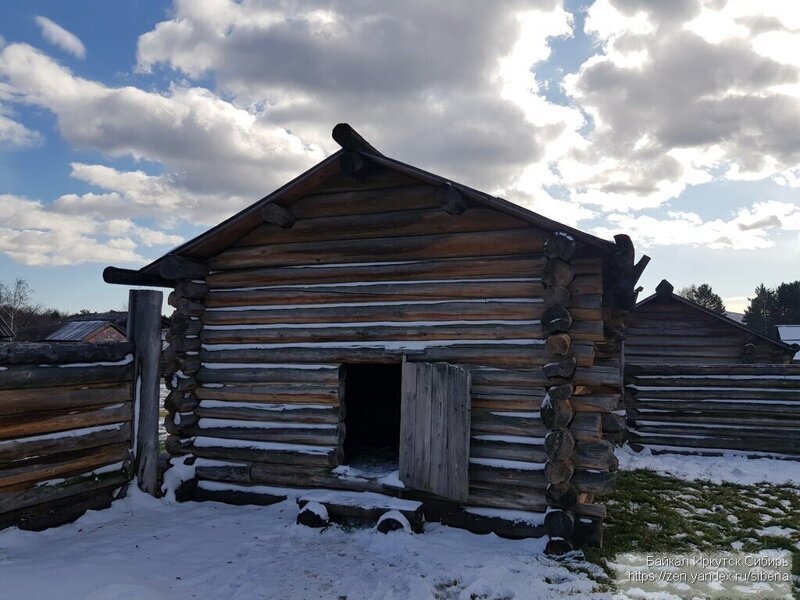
135, 0, 575, 194
559, 0, 800, 210
0, 109, 42, 147
593, 200, 800, 250
34, 16, 86, 59
0, 194, 153, 266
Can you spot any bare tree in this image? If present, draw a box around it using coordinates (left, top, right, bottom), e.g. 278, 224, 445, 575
0, 278, 42, 335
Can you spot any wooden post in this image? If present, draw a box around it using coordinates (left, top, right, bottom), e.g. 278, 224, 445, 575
128, 289, 163, 496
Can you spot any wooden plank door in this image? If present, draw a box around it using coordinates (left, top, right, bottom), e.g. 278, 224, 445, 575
399, 361, 471, 501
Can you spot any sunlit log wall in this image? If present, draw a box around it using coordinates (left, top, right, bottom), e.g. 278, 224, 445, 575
0, 343, 134, 530
162, 165, 633, 548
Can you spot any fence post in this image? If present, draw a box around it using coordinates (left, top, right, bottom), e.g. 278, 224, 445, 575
127, 289, 163, 496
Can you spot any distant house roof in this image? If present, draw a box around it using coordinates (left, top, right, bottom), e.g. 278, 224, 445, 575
777, 325, 800, 360
0, 315, 12, 340
724, 311, 744, 323
46, 320, 125, 342
637, 279, 797, 357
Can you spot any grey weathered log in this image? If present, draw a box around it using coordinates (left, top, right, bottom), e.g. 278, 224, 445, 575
545, 482, 578, 508
128, 289, 163, 496
543, 357, 577, 379
544, 233, 576, 262
543, 285, 571, 307
435, 184, 468, 215
545, 333, 572, 357
544, 508, 575, 538
544, 429, 576, 461
164, 391, 199, 413
541, 306, 573, 334
331, 123, 384, 155
544, 459, 575, 485
261, 203, 296, 229
573, 516, 603, 547
540, 394, 574, 430
542, 259, 575, 287
296, 502, 329, 528
158, 255, 209, 280
170, 314, 203, 336
174, 280, 209, 299
0, 342, 133, 366
103, 266, 172, 288
545, 537, 574, 555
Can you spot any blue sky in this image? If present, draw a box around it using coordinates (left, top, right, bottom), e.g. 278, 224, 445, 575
1, 0, 799, 314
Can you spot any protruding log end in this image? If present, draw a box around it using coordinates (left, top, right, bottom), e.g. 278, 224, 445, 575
544, 233, 576, 262
376, 510, 413, 534
541, 394, 574, 429
542, 306, 573, 334
332, 123, 383, 156
544, 537, 574, 556
546, 482, 579, 508
542, 259, 575, 288
545, 509, 575, 539
297, 502, 329, 528
261, 203, 296, 229
435, 184, 468, 215
655, 279, 674, 299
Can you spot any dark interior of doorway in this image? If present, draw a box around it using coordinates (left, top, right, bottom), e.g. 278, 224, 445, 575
342, 363, 402, 476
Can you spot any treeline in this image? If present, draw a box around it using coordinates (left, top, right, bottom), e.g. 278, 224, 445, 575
742, 281, 800, 337
0, 278, 68, 342
678, 280, 799, 340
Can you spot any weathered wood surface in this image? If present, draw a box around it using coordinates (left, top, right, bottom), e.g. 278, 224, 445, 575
399, 361, 471, 502
0, 383, 131, 416
0, 364, 133, 390
626, 363, 800, 456
0, 342, 133, 365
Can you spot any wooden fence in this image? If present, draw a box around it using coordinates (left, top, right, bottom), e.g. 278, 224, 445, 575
0, 290, 162, 530
625, 364, 800, 457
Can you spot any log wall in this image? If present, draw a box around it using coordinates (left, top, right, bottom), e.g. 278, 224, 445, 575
164, 169, 623, 547
626, 364, 800, 457
0, 342, 135, 530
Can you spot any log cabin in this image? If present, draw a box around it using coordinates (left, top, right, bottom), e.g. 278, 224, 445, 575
626, 279, 796, 365
104, 124, 648, 552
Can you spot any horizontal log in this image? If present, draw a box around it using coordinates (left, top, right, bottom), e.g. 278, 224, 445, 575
0, 443, 128, 489
247, 462, 391, 494
625, 364, 800, 376
201, 343, 596, 370
628, 434, 800, 454
158, 255, 208, 280
201, 323, 543, 346
0, 383, 131, 416
195, 384, 340, 405
0, 468, 128, 515
628, 398, 800, 416
188, 440, 343, 467
469, 463, 607, 495
0, 404, 132, 441
441, 507, 545, 539
0, 364, 133, 390
312, 169, 418, 194
0, 485, 118, 532
0, 342, 133, 366
184, 423, 344, 446
202, 301, 549, 326
174, 280, 209, 299
288, 184, 439, 219
196, 404, 341, 425
626, 386, 800, 401
297, 493, 424, 533
206, 280, 541, 307
209, 229, 547, 270
628, 376, 800, 390
571, 395, 619, 413
0, 423, 130, 465
197, 367, 341, 387
238, 206, 528, 247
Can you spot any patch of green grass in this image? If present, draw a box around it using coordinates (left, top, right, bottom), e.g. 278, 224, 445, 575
581, 470, 800, 594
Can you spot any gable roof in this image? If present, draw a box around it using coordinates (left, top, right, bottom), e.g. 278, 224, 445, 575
0, 315, 12, 339
636, 279, 796, 355
104, 124, 629, 288
46, 320, 125, 342
777, 325, 800, 360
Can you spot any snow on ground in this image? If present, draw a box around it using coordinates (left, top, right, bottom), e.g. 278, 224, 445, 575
618, 445, 800, 486
0, 489, 604, 600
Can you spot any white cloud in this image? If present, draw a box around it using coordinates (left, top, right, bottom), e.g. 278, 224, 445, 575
0, 194, 149, 266
593, 200, 800, 250
0, 108, 42, 147
34, 16, 86, 59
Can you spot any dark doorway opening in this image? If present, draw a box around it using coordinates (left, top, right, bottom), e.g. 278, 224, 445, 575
342, 363, 402, 475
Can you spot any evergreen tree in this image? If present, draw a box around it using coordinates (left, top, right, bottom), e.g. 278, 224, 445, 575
743, 281, 800, 337
677, 283, 726, 313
